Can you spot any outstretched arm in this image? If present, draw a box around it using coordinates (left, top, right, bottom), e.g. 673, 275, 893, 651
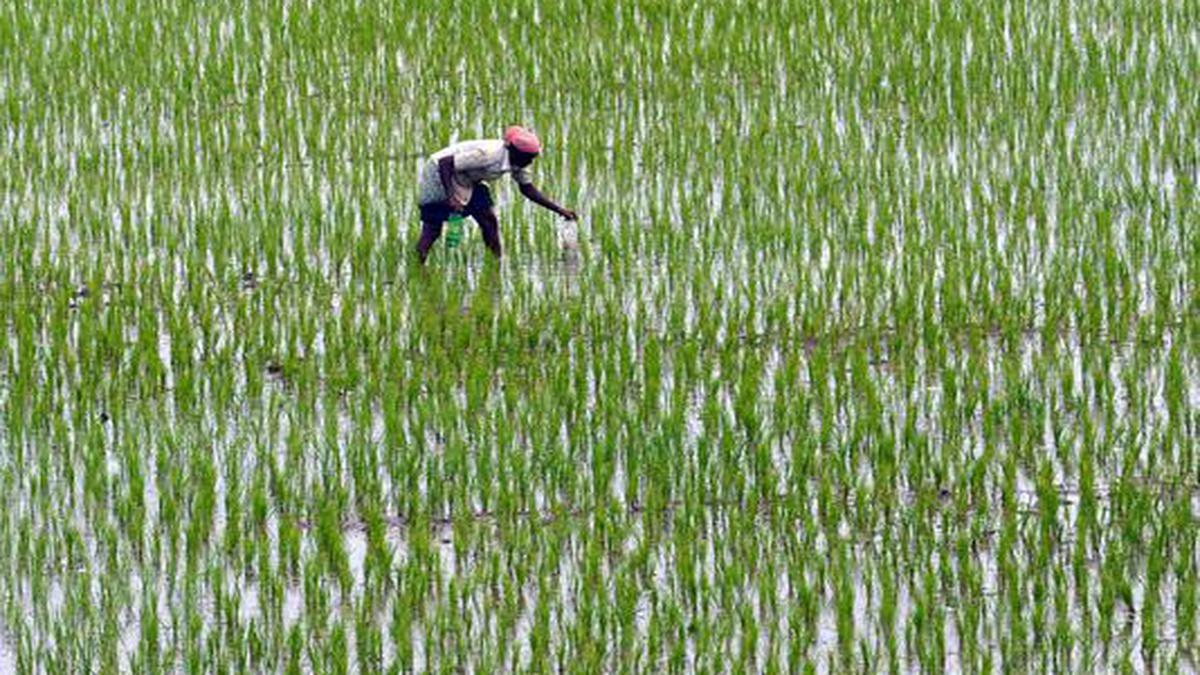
519, 182, 577, 220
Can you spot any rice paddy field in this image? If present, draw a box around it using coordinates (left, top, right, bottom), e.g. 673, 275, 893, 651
1, 0, 1197, 672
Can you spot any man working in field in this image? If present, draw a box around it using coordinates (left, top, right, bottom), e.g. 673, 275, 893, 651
415, 126, 577, 262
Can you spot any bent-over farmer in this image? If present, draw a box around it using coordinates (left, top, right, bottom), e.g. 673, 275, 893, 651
415, 126, 577, 262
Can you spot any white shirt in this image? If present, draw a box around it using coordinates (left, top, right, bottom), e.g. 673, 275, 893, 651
417, 139, 533, 205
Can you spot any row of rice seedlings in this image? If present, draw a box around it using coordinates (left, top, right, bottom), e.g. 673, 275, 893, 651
3, 283, 1193, 670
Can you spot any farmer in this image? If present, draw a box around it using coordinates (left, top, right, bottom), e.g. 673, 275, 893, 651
415, 126, 577, 262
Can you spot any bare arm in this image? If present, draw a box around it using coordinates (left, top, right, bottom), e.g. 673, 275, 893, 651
438, 156, 462, 209
519, 182, 577, 220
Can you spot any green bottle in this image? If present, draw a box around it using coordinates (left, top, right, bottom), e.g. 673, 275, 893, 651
445, 212, 464, 249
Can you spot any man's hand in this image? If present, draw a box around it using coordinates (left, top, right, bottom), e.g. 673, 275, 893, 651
519, 182, 576, 220
446, 196, 465, 212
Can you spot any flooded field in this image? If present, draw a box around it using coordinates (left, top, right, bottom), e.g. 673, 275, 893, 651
1, 0, 1197, 672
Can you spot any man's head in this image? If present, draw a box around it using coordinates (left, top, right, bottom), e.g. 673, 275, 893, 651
504, 126, 541, 167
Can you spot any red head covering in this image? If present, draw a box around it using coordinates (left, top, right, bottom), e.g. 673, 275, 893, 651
504, 126, 542, 154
